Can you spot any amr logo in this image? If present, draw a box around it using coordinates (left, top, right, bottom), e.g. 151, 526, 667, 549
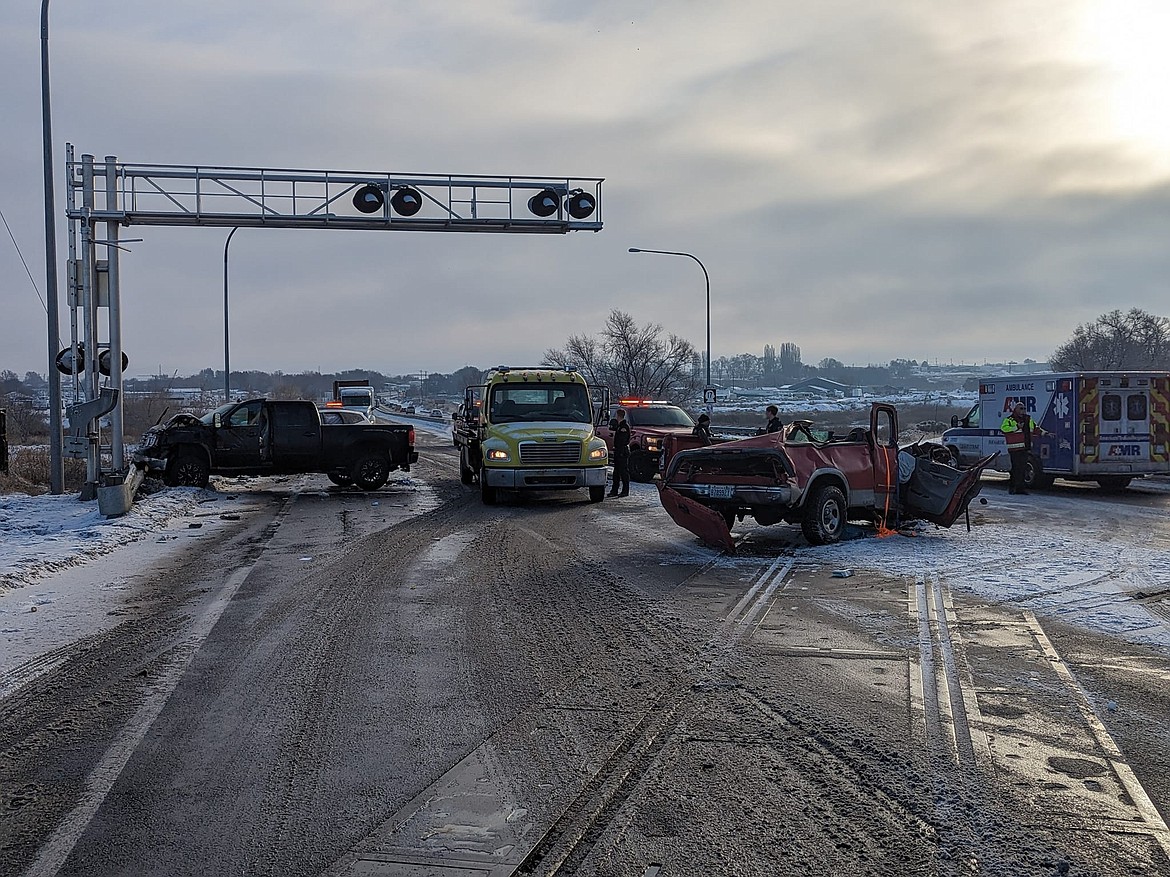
1003, 397, 1036, 414
1107, 445, 1142, 457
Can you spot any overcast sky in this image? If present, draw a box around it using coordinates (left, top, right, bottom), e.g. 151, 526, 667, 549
3, 0, 1169, 380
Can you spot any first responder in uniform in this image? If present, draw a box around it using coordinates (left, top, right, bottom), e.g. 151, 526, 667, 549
1001, 402, 1048, 494
608, 407, 631, 497
692, 413, 713, 445
756, 404, 784, 435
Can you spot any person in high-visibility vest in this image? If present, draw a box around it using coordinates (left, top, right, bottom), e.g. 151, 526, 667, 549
1000, 402, 1048, 494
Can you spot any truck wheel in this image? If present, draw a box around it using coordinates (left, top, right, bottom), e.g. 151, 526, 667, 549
1097, 475, 1132, 491
480, 470, 497, 505
459, 449, 475, 485
801, 484, 846, 545
165, 452, 209, 488
629, 452, 658, 483
327, 473, 352, 487
351, 453, 390, 491
589, 485, 606, 503
1023, 455, 1046, 490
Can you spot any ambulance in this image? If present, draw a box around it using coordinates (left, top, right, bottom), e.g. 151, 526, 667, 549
942, 372, 1170, 490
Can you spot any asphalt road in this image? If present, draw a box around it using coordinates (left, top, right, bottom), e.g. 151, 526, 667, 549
2, 430, 1170, 877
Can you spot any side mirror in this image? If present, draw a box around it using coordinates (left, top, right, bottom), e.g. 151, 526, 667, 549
213, 413, 223, 429
950, 415, 959, 427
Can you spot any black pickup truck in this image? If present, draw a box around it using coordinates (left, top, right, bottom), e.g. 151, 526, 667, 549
134, 398, 417, 490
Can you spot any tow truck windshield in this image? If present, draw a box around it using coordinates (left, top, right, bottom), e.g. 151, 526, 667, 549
489, 383, 592, 424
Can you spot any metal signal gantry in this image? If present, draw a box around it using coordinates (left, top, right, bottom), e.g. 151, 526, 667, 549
65, 155, 604, 233
58, 148, 603, 507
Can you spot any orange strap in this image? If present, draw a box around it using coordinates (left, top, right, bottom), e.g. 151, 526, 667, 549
876, 445, 898, 538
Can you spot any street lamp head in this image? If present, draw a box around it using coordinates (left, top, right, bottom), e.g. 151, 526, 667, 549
628, 247, 641, 253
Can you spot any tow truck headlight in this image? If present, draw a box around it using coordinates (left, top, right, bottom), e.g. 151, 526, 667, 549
589, 446, 608, 461
486, 448, 511, 462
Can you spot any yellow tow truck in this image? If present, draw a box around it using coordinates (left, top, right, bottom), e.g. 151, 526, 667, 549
454, 366, 610, 504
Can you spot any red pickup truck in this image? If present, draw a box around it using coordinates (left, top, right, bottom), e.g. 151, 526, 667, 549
657, 403, 995, 550
594, 400, 698, 482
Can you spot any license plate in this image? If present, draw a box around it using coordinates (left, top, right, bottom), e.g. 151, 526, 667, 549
708, 485, 735, 499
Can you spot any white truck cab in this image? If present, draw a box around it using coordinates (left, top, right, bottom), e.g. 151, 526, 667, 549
337, 386, 377, 422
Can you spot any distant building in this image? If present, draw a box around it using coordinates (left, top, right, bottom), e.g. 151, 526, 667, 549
781, 377, 857, 398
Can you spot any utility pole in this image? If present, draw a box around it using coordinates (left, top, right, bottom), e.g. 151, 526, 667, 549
41, 0, 63, 493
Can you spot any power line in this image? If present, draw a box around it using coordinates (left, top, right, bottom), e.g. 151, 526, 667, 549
0, 205, 48, 313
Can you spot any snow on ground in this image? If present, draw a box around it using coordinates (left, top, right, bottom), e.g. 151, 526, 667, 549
600, 476, 1170, 654
804, 506, 1170, 651
0, 486, 250, 592
713, 389, 974, 418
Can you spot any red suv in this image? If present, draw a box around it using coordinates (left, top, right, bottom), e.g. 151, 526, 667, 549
595, 400, 697, 482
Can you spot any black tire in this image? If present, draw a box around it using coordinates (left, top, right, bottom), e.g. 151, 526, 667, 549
589, 485, 606, 503
1023, 454, 1044, 490
1097, 475, 1132, 491
629, 451, 659, 483
459, 448, 474, 485
801, 484, 846, 545
165, 451, 210, 488
351, 453, 390, 491
327, 472, 352, 487
480, 470, 497, 505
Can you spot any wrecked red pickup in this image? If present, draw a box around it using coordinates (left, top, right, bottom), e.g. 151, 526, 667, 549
657, 403, 995, 550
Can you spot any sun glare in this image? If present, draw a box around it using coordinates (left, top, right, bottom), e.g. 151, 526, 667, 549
1077, 0, 1170, 167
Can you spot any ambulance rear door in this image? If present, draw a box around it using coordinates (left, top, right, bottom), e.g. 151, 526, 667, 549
1093, 376, 1152, 467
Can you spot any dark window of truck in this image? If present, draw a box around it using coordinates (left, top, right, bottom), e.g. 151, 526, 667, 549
627, 407, 694, 428
489, 384, 591, 423
1101, 394, 1122, 422
229, 402, 264, 427
272, 404, 314, 431
1127, 394, 1148, 421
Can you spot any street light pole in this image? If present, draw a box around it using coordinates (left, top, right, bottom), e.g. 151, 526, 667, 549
223, 227, 238, 402
628, 247, 711, 389
41, 0, 64, 494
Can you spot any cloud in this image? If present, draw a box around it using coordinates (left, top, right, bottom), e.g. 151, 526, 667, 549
3, 0, 1170, 381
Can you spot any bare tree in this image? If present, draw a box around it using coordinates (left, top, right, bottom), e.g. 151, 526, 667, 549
544, 310, 699, 402
4, 403, 47, 443
1050, 308, 1170, 371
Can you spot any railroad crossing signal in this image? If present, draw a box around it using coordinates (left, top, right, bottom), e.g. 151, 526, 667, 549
58, 147, 605, 502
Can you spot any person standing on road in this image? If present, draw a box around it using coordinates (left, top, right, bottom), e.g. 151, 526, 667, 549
764, 405, 784, 434
608, 407, 631, 497
692, 413, 712, 445
1001, 402, 1048, 494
